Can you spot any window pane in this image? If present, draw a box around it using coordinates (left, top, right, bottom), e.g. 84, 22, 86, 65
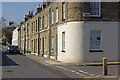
52, 37, 54, 49
90, 2, 101, 16
90, 31, 101, 50
52, 10, 54, 25
56, 8, 58, 23
45, 37, 47, 50
62, 32, 65, 50
45, 16, 47, 28
62, 2, 65, 19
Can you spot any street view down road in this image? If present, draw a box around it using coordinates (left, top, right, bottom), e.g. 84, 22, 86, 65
1, 45, 120, 80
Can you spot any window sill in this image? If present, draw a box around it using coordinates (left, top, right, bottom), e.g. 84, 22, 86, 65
89, 49, 103, 52
61, 50, 65, 52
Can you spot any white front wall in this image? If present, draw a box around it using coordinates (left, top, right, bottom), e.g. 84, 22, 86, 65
58, 21, 118, 63
12, 27, 18, 46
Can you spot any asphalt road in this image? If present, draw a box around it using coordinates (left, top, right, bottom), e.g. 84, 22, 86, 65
1, 45, 120, 80
1, 46, 82, 78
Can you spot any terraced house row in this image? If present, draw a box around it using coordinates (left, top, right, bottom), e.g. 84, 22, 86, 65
18, 1, 120, 63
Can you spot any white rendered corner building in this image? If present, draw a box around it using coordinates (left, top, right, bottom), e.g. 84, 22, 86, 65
57, 2, 119, 63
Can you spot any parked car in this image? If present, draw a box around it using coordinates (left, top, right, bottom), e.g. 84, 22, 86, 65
6, 45, 19, 53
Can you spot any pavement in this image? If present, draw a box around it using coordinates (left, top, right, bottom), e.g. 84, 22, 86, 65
24, 53, 120, 79
24, 53, 120, 66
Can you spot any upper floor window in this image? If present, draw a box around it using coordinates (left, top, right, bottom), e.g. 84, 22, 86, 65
38, 17, 41, 31
45, 15, 47, 28
56, 8, 58, 23
36, 20, 37, 32
51, 10, 54, 25
51, 36, 54, 49
41, 17, 42, 29
62, 2, 65, 20
32, 23, 33, 32
90, 2, 101, 17
48, 12, 50, 28
27, 24, 29, 34
42, 16, 44, 29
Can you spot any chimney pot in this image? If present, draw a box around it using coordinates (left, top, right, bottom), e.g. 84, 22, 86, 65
38, 4, 40, 8
31, 11, 33, 15
29, 11, 30, 15
41, 5, 43, 10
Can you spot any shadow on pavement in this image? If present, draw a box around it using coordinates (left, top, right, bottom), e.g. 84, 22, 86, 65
2, 51, 20, 66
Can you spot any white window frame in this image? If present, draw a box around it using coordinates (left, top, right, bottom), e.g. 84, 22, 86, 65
27, 24, 29, 34
51, 36, 54, 49
45, 15, 47, 28
62, 2, 65, 20
48, 12, 50, 28
41, 18, 42, 29
62, 32, 65, 51
90, 1, 101, 17
51, 10, 54, 25
40, 38, 41, 51
90, 30, 102, 51
56, 8, 58, 23
45, 37, 47, 51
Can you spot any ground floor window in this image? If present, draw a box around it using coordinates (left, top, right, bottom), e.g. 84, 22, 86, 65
45, 37, 47, 51
40, 38, 41, 51
90, 30, 102, 52
62, 32, 65, 51
51, 36, 54, 49
36, 39, 37, 52
32, 40, 33, 51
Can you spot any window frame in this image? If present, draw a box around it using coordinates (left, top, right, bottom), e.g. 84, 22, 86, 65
45, 15, 47, 28
62, 32, 65, 52
45, 37, 47, 51
90, 30, 103, 52
55, 7, 58, 23
90, 1, 101, 17
51, 36, 54, 49
62, 2, 65, 20
51, 10, 54, 25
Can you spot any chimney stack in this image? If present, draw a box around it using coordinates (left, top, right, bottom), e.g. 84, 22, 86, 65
41, 5, 43, 10
25, 15, 28, 21
38, 4, 40, 8
37, 4, 42, 13
31, 11, 33, 15
43, 1, 46, 8
28, 11, 30, 15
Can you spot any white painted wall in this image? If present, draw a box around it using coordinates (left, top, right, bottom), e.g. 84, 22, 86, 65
58, 21, 118, 63
12, 27, 19, 46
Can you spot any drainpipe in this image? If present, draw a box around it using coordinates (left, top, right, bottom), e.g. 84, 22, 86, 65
48, 28, 51, 58
24, 26, 26, 54
48, 10, 51, 59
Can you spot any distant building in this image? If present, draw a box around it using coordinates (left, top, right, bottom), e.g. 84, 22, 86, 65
12, 27, 20, 46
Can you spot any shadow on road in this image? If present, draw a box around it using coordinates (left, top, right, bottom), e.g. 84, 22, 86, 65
2, 51, 20, 66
